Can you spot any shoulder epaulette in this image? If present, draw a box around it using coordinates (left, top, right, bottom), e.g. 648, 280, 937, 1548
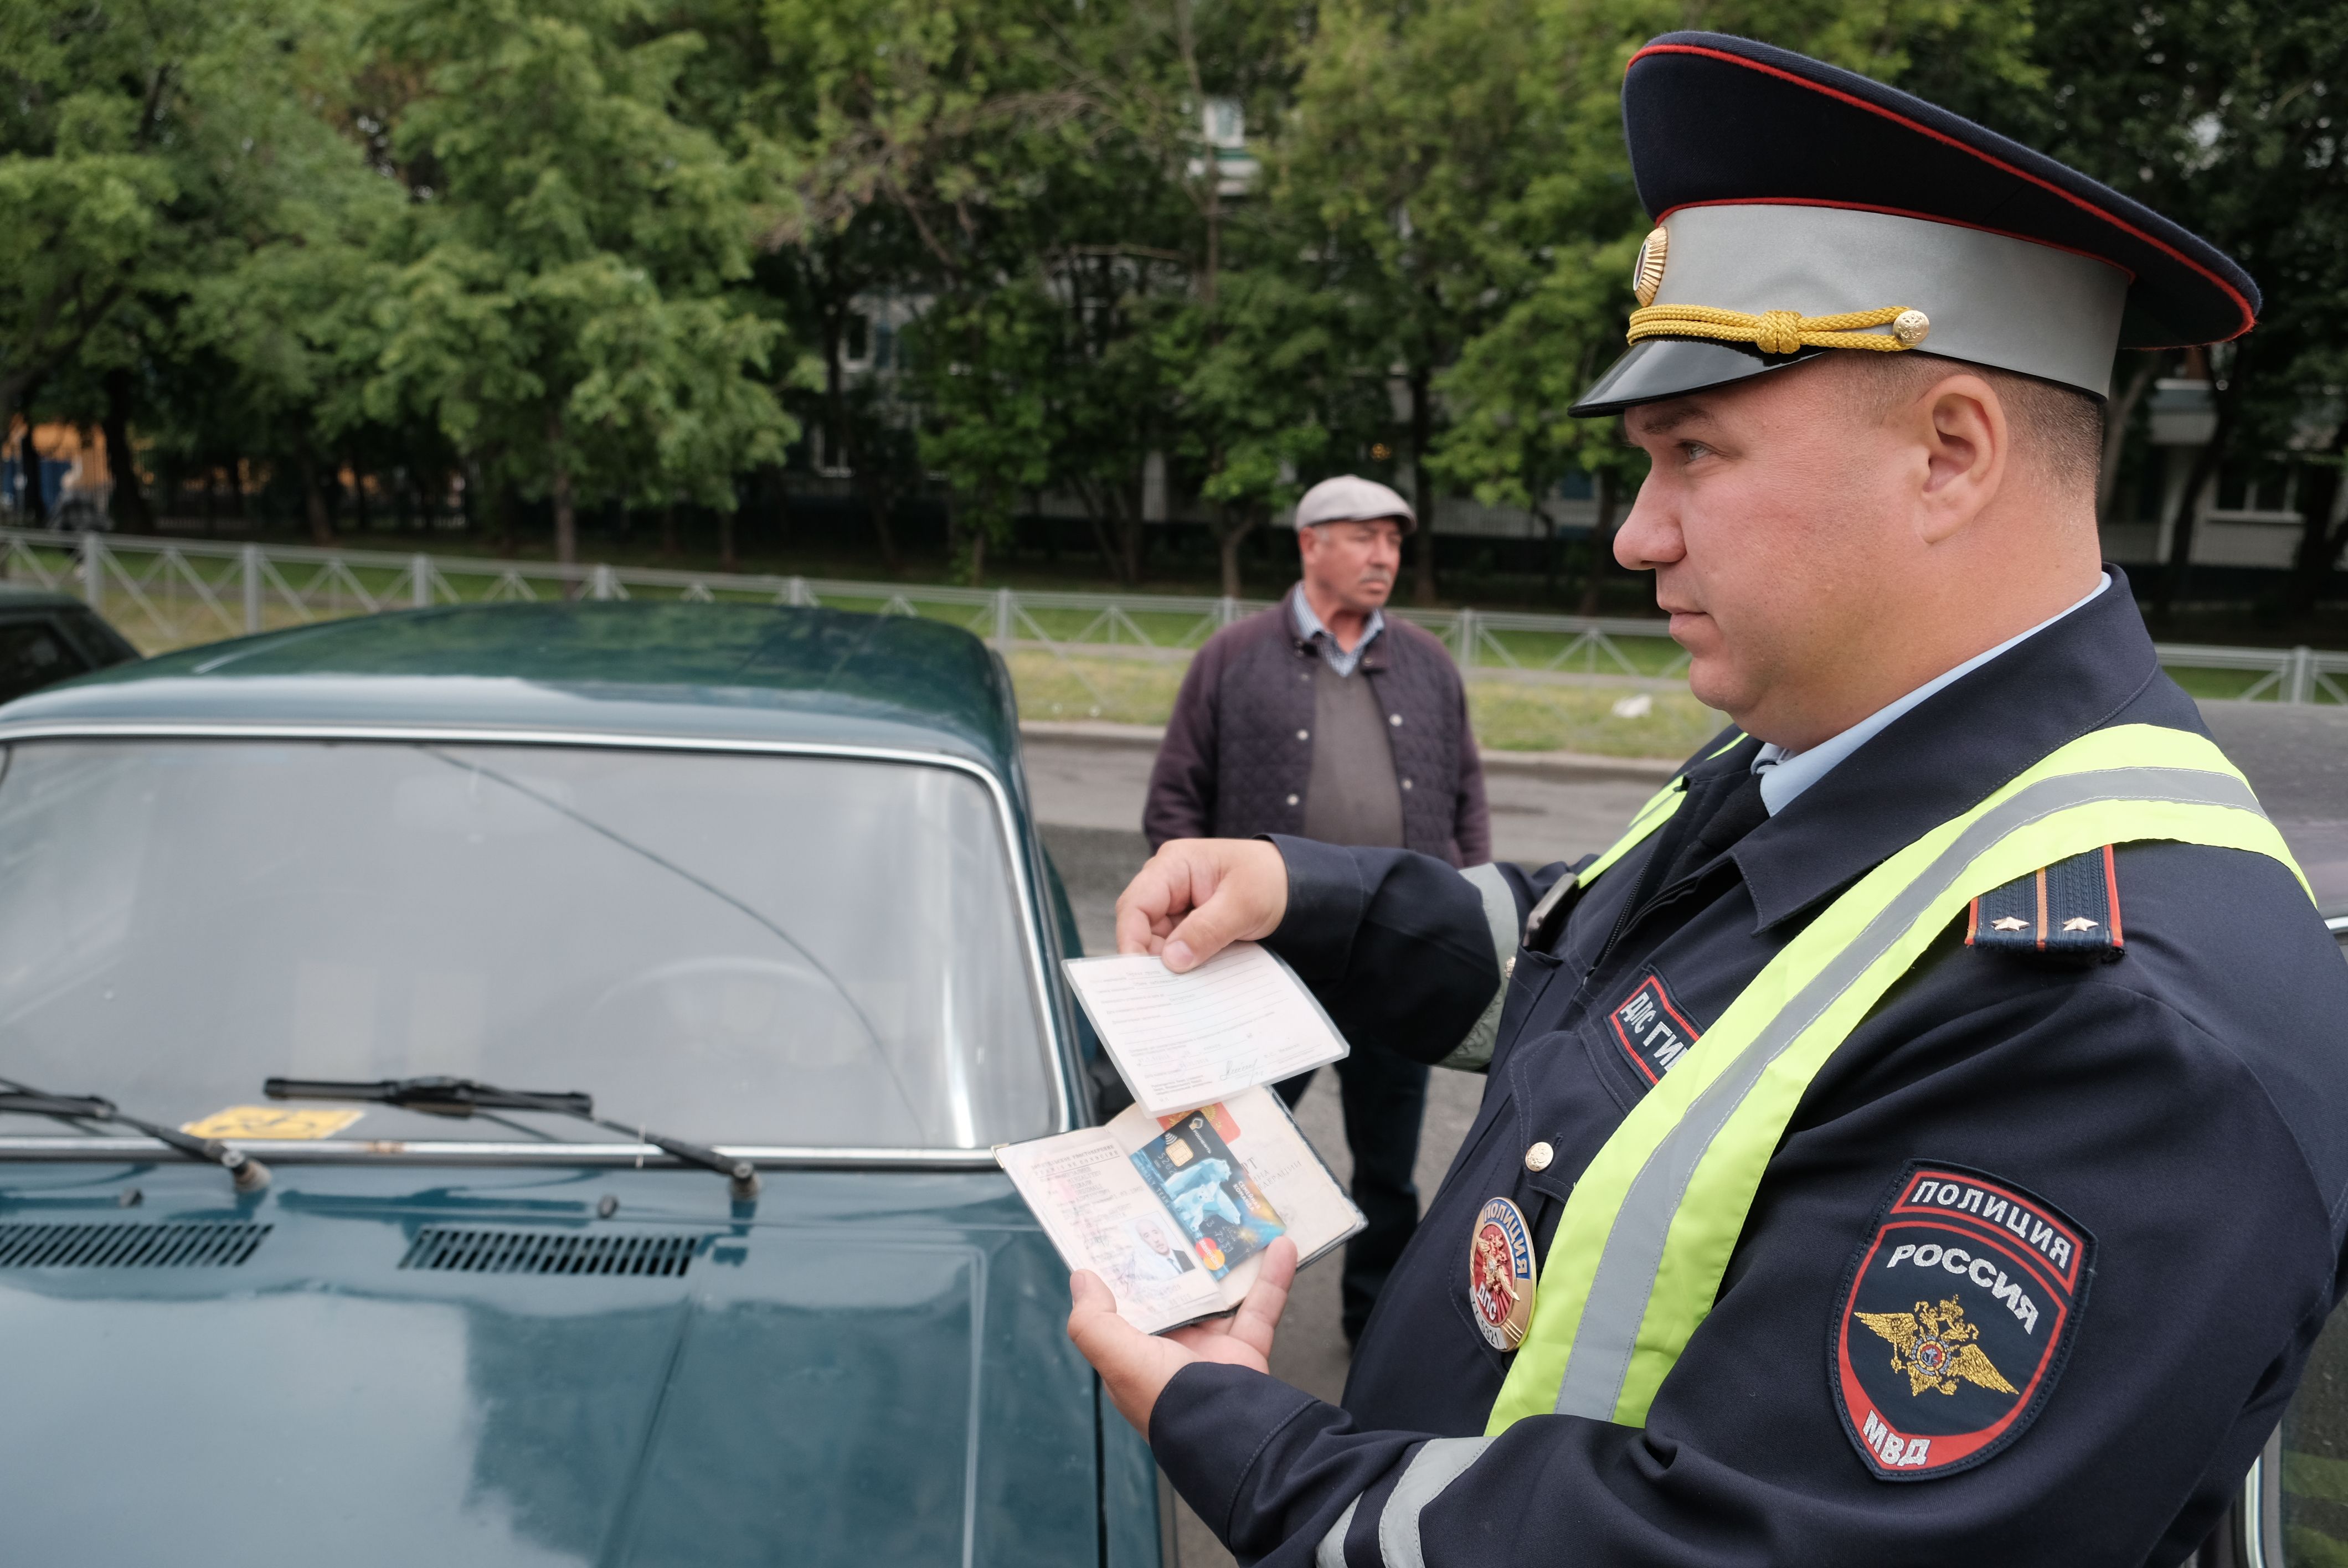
1966, 845, 2123, 961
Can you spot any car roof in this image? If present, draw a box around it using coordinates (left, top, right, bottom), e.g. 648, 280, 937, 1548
0, 602, 1022, 774
0, 582, 95, 613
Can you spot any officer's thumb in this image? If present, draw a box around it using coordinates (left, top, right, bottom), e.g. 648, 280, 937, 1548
1067, 1269, 1121, 1349
1162, 909, 1235, 973
1160, 840, 1284, 972
1068, 1268, 1115, 1317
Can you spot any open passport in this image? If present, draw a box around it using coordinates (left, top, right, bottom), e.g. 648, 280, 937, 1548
995, 943, 1364, 1333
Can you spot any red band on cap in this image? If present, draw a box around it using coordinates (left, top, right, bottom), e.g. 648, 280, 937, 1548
1626, 42, 2256, 341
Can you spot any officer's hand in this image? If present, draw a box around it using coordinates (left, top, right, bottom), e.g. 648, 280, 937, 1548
1115, 838, 1289, 972
1067, 1237, 1298, 1436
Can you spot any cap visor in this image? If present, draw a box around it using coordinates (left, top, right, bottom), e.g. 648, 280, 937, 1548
1568, 338, 1827, 417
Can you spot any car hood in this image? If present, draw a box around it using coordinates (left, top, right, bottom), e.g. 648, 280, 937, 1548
0, 1160, 1101, 1567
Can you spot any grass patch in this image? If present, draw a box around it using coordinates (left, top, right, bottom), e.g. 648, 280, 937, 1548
1006, 651, 1189, 726
1008, 650, 1719, 759
1468, 682, 1723, 758
1471, 626, 1688, 676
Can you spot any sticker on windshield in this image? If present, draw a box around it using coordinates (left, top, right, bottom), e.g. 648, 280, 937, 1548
182, 1106, 364, 1141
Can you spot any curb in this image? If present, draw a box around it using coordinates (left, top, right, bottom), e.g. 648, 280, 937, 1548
1018, 720, 1167, 748
1479, 750, 1681, 783
1018, 720, 1682, 782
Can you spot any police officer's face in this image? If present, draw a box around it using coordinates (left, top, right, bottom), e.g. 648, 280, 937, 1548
1299, 519, 1403, 612
1612, 359, 1945, 746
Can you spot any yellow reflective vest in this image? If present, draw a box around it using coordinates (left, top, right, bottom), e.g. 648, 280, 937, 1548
1486, 723, 2308, 1434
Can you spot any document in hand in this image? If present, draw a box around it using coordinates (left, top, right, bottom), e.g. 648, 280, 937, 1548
996, 1084, 1365, 1334
1062, 942, 1349, 1118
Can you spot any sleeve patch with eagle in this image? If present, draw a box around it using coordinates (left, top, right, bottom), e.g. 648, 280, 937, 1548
1830, 1162, 2095, 1481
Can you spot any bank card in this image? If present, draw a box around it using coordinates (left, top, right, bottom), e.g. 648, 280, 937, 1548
1130, 1108, 1285, 1278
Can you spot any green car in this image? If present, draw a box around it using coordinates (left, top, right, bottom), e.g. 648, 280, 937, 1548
0, 580, 140, 702
0, 602, 1160, 1566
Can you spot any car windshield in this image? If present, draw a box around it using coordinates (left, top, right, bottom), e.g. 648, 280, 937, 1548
0, 739, 1057, 1149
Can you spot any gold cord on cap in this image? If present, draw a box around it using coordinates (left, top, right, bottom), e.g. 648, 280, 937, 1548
1627, 303, 1930, 355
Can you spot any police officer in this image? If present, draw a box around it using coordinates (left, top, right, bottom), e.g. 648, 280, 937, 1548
1065, 33, 2348, 1568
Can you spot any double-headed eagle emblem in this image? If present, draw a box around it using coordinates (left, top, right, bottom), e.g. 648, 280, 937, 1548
1856, 1297, 2019, 1398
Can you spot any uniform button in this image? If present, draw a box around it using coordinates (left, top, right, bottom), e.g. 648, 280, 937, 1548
1297, 729, 1309, 740
1401, 777, 1413, 790
1389, 713, 1403, 726
1286, 793, 1300, 806
1504, 955, 1516, 979
1525, 1141, 1554, 1173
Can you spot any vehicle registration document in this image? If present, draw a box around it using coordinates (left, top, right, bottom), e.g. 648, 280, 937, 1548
1060, 942, 1349, 1118
996, 1085, 1364, 1334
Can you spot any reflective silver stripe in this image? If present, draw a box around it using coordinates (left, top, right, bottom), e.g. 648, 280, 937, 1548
1316, 1498, 1361, 1568
1553, 765, 2265, 1420
1441, 864, 1520, 1072
1378, 1436, 1496, 1568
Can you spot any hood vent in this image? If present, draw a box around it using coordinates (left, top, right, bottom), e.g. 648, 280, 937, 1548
0, 1221, 271, 1268
398, 1227, 704, 1277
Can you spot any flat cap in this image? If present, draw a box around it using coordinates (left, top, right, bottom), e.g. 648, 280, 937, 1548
1293, 475, 1416, 533
1572, 33, 2260, 416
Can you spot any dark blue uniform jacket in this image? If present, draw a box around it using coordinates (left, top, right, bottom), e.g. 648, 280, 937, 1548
1149, 578, 2348, 1567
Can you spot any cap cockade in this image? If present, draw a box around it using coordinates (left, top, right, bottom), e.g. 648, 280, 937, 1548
1571, 33, 2261, 417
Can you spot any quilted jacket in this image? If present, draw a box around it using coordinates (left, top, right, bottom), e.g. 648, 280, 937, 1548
1143, 586, 1490, 866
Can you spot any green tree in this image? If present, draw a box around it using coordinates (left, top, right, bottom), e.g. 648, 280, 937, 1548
178, 54, 406, 544
1430, 234, 1643, 610
1, 0, 382, 523
763, 0, 1067, 575
1162, 262, 1389, 596
1968, 0, 2348, 617
1275, 0, 1571, 603
1424, 0, 2039, 608
765, 0, 1300, 585
366, 0, 792, 563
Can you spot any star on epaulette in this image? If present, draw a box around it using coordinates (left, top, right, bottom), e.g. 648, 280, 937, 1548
1966, 848, 2124, 962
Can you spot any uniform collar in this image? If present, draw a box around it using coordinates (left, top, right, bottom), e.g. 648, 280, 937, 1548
1749, 573, 2111, 814
1727, 566, 2196, 932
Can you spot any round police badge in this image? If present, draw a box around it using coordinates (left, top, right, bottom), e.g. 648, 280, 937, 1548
1468, 1197, 1537, 1351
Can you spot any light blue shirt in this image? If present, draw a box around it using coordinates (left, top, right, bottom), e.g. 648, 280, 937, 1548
1292, 591, 1384, 679
1752, 573, 2111, 815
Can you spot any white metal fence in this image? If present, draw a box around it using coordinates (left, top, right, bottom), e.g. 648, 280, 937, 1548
7, 527, 2346, 703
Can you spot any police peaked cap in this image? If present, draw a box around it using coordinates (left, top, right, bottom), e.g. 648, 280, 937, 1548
1571, 33, 2262, 416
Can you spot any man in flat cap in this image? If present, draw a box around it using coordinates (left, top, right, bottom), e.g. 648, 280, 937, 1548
1073, 32, 2348, 1568
1145, 473, 1489, 1344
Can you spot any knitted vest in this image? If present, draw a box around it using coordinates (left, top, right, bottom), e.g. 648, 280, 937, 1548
1203, 596, 1472, 865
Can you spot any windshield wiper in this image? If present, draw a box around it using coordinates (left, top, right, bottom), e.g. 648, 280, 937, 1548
263, 1076, 761, 1199
0, 1080, 270, 1192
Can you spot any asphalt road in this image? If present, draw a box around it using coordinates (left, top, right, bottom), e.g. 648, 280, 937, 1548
1027, 700, 2348, 1566
2200, 700, 2348, 910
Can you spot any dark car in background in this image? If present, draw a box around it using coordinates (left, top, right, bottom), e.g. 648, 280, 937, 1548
0, 581, 138, 703
0, 603, 1158, 1567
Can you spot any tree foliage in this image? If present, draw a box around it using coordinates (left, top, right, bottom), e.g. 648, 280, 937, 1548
9, 0, 2345, 607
